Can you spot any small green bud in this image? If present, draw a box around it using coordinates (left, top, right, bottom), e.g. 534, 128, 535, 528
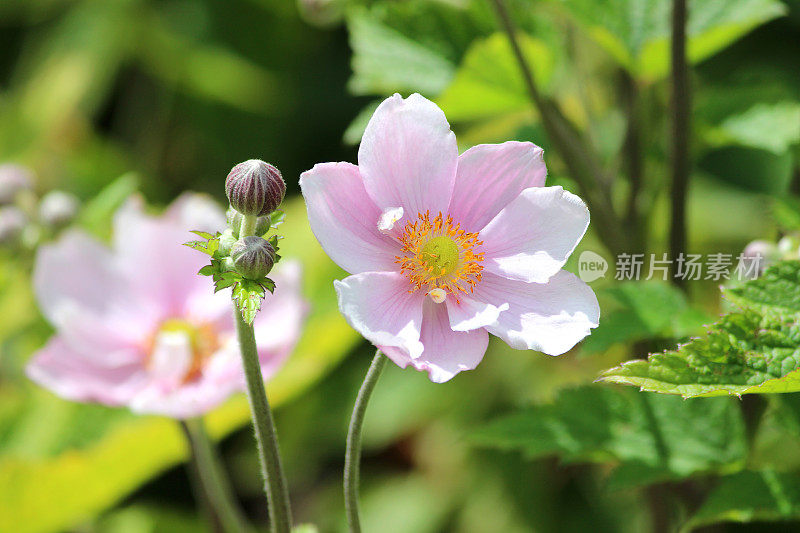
218, 228, 237, 256
231, 236, 276, 280
225, 159, 285, 217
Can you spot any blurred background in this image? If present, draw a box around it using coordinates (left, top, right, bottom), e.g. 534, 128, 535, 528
1, 0, 800, 532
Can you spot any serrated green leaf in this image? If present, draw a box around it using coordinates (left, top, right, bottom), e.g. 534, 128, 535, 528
472, 386, 745, 485
685, 471, 800, 530
190, 230, 215, 240
269, 209, 285, 228
232, 279, 265, 325
436, 32, 553, 122
557, 0, 786, 81
599, 261, 800, 398
262, 277, 276, 294
197, 265, 215, 276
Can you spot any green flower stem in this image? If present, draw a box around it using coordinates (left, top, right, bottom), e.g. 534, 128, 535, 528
180, 419, 250, 533
344, 350, 388, 533
235, 213, 292, 533
239, 214, 258, 239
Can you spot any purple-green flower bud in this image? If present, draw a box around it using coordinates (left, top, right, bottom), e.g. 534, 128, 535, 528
0, 206, 27, 245
0, 164, 33, 205
226, 206, 271, 237
231, 236, 276, 280
39, 190, 79, 227
225, 160, 285, 217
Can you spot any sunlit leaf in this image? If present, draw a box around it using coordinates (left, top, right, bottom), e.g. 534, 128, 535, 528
599, 261, 800, 398
707, 101, 800, 154
556, 0, 786, 81
436, 33, 553, 122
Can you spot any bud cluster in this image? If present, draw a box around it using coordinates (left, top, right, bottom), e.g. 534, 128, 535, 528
0, 163, 80, 249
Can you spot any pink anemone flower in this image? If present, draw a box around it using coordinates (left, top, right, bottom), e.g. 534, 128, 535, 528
26, 194, 306, 418
300, 93, 599, 383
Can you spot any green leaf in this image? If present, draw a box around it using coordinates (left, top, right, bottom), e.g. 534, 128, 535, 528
346, 9, 456, 96
557, 0, 786, 81
686, 471, 800, 530
76, 172, 139, 240
436, 32, 553, 122
707, 101, 800, 154
268, 209, 285, 229
261, 277, 276, 294
182, 232, 220, 257
698, 146, 794, 195
197, 265, 215, 277
583, 281, 711, 354
599, 260, 800, 398
232, 279, 266, 325
472, 386, 746, 485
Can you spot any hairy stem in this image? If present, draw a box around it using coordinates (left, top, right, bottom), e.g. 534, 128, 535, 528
344, 350, 388, 533
180, 419, 250, 533
489, 0, 627, 256
669, 0, 690, 290
234, 213, 292, 533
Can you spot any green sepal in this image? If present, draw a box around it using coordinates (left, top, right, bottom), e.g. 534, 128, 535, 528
183, 231, 221, 257
232, 278, 267, 324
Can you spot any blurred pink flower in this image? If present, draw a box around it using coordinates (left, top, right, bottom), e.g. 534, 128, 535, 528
27, 194, 305, 418
300, 93, 599, 383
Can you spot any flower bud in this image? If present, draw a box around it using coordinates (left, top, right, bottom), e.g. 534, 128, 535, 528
225, 160, 285, 216
226, 206, 271, 237
0, 164, 33, 205
218, 228, 237, 256
39, 190, 79, 227
0, 206, 27, 246
231, 236, 276, 280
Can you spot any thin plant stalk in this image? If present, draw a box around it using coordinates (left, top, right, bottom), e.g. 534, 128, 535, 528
669, 0, 690, 290
344, 350, 389, 533
488, 0, 627, 256
180, 419, 250, 533
234, 214, 292, 533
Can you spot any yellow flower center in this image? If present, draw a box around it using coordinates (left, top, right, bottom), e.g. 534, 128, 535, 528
396, 211, 484, 303
147, 319, 220, 384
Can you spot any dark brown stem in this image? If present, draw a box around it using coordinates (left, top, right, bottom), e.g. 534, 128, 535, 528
669, 0, 690, 290
621, 70, 645, 254
489, 0, 627, 256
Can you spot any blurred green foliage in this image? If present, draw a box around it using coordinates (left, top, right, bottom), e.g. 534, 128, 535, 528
1, 0, 800, 532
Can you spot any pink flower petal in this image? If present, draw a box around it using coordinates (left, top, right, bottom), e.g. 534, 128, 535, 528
379, 302, 489, 383
114, 197, 215, 318
474, 271, 599, 355
26, 337, 148, 405
253, 261, 308, 376
33, 231, 157, 353
445, 294, 508, 332
479, 186, 589, 283
448, 142, 546, 232
164, 192, 228, 234
358, 93, 458, 220
334, 271, 425, 359
411, 300, 489, 382
300, 162, 399, 273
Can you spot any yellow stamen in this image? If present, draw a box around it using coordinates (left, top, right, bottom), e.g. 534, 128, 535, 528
395, 211, 484, 304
